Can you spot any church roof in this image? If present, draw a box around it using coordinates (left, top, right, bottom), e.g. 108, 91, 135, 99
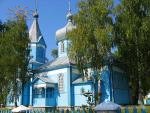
38, 56, 75, 70
72, 78, 92, 84
29, 11, 42, 42
55, 11, 76, 42
37, 76, 56, 84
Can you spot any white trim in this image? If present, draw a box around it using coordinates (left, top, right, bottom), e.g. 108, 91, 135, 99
37, 44, 46, 49
30, 43, 46, 49
34, 84, 55, 88
30, 43, 36, 47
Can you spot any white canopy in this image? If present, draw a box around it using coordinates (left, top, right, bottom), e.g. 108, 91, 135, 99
95, 101, 121, 111
11, 105, 31, 112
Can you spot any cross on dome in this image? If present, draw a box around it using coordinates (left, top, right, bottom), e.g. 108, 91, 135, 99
66, 0, 73, 22
68, 0, 71, 13
33, 0, 39, 18
56, 0, 76, 42
29, 0, 42, 42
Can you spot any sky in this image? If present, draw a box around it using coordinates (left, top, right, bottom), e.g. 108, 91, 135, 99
0, 0, 78, 60
0, 0, 120, 61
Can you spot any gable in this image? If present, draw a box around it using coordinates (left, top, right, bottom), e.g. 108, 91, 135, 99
34, 78, 45, 85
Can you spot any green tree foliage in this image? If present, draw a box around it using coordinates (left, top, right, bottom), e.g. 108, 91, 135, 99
51, 48, 58, 59
114, 0, 150, 104
0, 13, 29, 106
68, 0, 150, 105
68, 0, 113, 76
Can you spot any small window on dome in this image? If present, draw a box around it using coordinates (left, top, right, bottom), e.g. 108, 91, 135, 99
60, 42, 64, 53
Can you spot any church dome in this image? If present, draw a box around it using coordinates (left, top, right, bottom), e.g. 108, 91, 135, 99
56, 12, 76, 42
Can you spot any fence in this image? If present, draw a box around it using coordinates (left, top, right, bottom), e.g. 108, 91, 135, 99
0, 107, 149, 113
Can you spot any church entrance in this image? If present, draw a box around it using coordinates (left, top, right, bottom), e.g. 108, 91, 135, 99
32, 83, 57, 107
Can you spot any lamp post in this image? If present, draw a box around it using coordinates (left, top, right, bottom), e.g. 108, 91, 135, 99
108, 52, 114, 102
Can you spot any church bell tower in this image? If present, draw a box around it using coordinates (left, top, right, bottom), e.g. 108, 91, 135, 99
29, 1, 46, 69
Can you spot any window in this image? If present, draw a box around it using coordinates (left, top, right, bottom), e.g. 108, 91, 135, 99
58, 73, 64, 93
37, 46, 45, 62
33, 87, 45, 98
60, 42, 64, 53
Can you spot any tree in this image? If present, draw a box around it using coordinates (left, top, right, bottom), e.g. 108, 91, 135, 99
51, 48, 58, 59
68, 0, 113, 76
114, 0, 150, 104
67, 0, 113, 104
0, 11, 30, 106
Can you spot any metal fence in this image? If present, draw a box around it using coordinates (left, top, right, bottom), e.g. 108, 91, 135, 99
0, 107, 148, 113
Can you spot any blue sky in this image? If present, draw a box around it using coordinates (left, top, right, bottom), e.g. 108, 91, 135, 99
0, 0, 78, 60
0, 0, 120, 61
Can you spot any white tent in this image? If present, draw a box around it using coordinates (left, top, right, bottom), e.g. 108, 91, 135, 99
11, 105, 31, 113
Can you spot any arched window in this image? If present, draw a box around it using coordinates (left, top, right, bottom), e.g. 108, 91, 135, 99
60, 42, 64, 53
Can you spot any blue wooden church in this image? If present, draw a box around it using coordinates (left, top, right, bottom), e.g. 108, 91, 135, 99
7, 2, 130, 107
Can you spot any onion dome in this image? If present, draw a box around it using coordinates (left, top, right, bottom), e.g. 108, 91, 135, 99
55, 11, 76, 42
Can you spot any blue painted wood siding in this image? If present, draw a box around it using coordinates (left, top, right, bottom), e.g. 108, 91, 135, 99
113, 71, 130, 104
100, 66, 130, 104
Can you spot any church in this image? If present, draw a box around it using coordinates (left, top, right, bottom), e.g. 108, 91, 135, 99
7, 2, 130, 107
